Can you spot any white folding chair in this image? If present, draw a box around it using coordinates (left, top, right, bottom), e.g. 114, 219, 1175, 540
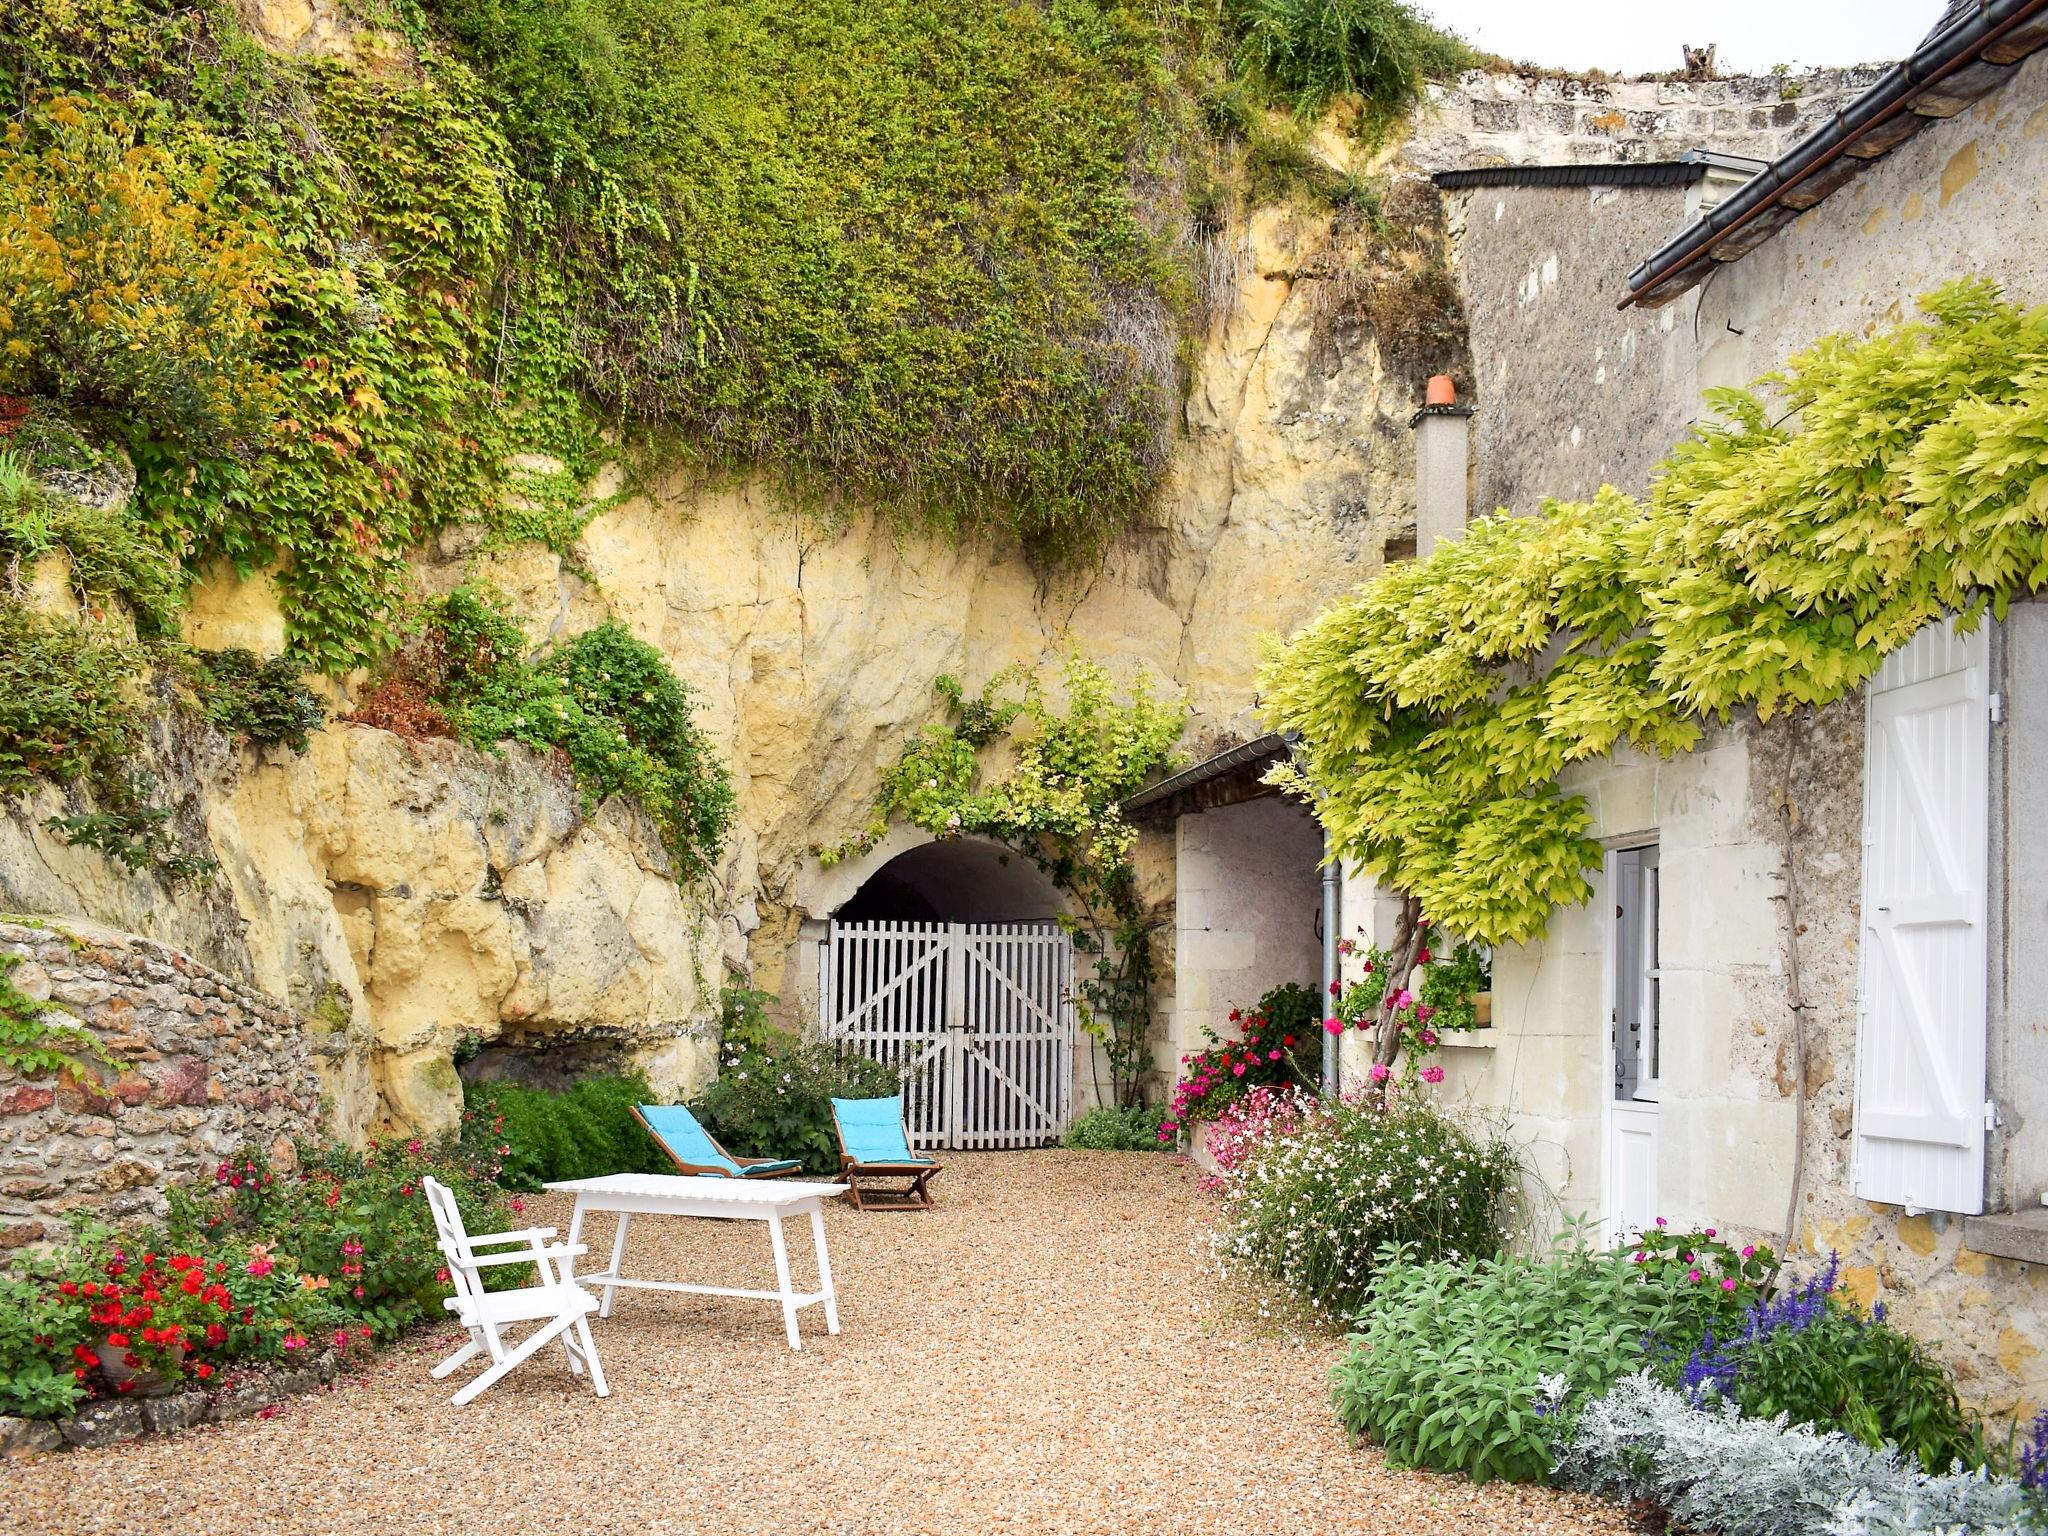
420, 1176, 610, 1407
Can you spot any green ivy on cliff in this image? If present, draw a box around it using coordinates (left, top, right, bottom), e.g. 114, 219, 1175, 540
407, 584, 736, 880
1262, 280, 2048, 947
1, 0, 1476, 676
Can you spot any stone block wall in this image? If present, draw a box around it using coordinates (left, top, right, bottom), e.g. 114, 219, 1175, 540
0, 919, 322, 1251
1405, 67, 1889, 174
1168, 796, 1325, 1069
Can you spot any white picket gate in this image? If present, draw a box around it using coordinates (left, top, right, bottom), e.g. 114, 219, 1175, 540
819, 920, 1075, 1150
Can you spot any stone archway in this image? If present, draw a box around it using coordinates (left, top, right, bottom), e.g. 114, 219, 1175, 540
795, 835, 1076, 1149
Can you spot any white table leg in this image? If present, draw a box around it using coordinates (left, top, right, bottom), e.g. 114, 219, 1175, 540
767, 1211, 802, 1350
809, 1203, 840, 1335
601, 1212, 632, 1319
564, 1198, 586, 1281
561, 1198, 589, 1373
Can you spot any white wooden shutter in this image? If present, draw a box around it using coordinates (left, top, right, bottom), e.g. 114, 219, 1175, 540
1854, 617, 1992, 1215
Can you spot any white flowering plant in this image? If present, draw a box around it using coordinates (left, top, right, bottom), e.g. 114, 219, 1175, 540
1211, 1096, 1517, 1325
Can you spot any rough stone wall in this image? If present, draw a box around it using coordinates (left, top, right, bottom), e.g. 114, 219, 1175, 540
1444, 179, 1702, 517
1404, 67, 1889, 174
0, 919, 322, 1250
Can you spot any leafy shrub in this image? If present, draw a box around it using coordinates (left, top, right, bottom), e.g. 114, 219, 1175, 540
1659, 1254, 1985, 1474
0, 95, 277, 453
1559, 1373, 2042, 1536
1164, 981, 1321, 1132
0, 456, 181, 635
0, 1266, 94, 1417
462, 1072, 670, 1191
0, 1223, 358, 1415
187, 648, 325, 753
1334, 1235, 1754, 1484
417, 585, 736, 880
693, 988, 901, 1175
1226, 0, 1474, 126
160, 1138, 512, 1345
0, 603, 145, 795
1215, 1097, 1517, 1322
1063, 1103, 1169, 1150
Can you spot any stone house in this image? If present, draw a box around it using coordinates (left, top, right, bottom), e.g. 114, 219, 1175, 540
1313, 4, 2048, 1420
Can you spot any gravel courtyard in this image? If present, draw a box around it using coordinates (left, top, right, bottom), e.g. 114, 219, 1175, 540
1, 1152, 1627, 1536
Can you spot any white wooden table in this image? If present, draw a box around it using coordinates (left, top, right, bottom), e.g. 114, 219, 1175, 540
544, 1174, 844, 1350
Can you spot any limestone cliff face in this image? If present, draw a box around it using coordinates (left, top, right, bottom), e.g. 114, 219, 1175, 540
421, 203, 1424, 1010
1, 198, 1424, 1130
1, 718, 725, 1140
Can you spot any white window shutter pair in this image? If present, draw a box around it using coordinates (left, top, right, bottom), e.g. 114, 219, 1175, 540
1854, 617, 1992, 1216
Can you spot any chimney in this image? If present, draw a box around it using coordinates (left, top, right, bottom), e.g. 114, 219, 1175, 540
1411, 375, 1472, 558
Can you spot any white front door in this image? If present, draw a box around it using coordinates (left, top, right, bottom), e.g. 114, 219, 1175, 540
1604, 845, 1661, 1241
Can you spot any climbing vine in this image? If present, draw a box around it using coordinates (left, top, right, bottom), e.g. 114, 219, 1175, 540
1263, 281, 2048, 959
360, 584, 736, 882
823, 655, 1184, 1107
0, 950, 114, 1079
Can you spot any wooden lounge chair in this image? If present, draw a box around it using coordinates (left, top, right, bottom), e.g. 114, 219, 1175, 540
830, 1093, 942, 1211
633, 1103, 803, 1179
421, 1175, 608, 1407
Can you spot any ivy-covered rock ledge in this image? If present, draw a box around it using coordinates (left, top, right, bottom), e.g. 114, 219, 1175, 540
0, 918, 322, 1250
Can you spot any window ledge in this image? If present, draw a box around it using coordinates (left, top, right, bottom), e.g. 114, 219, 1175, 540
1963, 1209, 2048, 1266
1442, 1028, 1501, 1050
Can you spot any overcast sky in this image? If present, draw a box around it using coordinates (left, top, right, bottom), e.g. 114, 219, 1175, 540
1416, 0, 1940, 76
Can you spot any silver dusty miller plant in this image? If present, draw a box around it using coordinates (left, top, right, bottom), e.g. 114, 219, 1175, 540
1555, 1374, 2042, 1536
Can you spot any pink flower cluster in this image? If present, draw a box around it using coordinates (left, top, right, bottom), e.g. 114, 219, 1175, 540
1197, 1083, 1321, 1189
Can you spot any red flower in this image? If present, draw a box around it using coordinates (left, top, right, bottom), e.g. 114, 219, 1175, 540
194, 1363, 214, 1380
106, 1332, 130, 1349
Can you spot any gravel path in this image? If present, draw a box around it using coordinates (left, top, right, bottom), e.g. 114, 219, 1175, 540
2, 1152, 1628, 1535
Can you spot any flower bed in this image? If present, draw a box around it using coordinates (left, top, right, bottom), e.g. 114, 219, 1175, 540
0, 1134, 508, 1434
1161, 982, 1320, 1140
1322, 1211, 2045, 1530
1207, 1090, 1518, 1324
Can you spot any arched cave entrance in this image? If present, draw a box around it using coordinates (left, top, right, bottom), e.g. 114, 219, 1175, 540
811, 838, 1075, 1151
831, 838, 1063, 924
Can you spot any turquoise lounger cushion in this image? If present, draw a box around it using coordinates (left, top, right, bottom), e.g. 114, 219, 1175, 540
638, 1105, 798, 1175
832, 1095, 935, 1166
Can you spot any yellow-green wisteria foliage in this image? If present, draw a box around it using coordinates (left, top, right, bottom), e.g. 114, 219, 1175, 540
1262, 280, 2048, 946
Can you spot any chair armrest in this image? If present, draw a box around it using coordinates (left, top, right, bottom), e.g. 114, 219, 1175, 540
456, 1226, 560, 1250
462, 1243, 588, 1269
